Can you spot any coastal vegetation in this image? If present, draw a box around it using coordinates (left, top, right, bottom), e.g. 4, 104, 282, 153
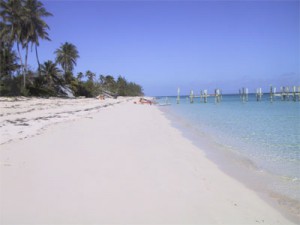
0, 0, 144, 97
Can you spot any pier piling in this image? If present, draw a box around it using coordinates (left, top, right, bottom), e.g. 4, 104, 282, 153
203, 90, 208, 103
215, 88, 221, 103
177, 88, 180, 104
270, 85, 275, 102
190, 90, 194, 103
240, 88, 248, 102
256, 88, 263, 101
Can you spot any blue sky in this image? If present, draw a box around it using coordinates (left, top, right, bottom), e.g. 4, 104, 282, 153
25, 0, 299, 96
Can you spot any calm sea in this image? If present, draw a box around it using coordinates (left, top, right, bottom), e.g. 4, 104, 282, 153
157, 94, 300, 203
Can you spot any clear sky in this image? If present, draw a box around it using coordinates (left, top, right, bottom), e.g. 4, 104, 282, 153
25, 0, 299, 96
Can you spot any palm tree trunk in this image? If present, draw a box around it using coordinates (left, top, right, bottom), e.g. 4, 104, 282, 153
35, 44, 41, 76
24, 44, 29, 88
16, 42, 25, 88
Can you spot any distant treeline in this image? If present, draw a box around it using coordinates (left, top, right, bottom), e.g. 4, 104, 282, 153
0, 0, 143, 97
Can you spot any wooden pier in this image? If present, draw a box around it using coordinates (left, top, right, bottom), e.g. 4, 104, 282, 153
252, 85, 300, 102
276, 86, 300, 102
176, 88, 223, 104
176, 85, 300, 104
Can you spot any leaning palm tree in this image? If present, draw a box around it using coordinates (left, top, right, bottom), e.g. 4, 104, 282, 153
55, 42, 79, 75
40, 60, 61, 88
23, 0, 52, 74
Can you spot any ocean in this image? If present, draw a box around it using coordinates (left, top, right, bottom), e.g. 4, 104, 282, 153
157, 94, 300, 204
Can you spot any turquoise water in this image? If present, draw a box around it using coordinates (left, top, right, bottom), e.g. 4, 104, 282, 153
157, 94, 300, 202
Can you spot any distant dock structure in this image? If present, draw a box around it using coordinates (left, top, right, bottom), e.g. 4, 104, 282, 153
176, 88, 223, 104
176, 85, 299, 104
199, 89, 222, 103
240, 85, 300, 102
279, 86, 300, 102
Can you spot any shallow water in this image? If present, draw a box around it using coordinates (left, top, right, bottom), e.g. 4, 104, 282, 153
157, 94, 300, 202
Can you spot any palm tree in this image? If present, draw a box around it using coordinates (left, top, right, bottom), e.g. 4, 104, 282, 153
77, 72, 83, 82
23, 0, 52, 74
0, 0, 25, 83
55, 42, 79, 75
0, 0, 52, 88
99, 74, 105, 85
85, 70, 95, 82
40, 60, 61, 88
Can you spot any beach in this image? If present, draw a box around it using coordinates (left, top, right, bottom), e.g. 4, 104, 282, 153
0, 97, 297, 224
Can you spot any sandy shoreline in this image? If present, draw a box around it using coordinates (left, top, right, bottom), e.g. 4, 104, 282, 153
0, 97, 297, 224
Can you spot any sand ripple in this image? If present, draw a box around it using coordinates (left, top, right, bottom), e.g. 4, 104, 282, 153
0, 97, 130, 145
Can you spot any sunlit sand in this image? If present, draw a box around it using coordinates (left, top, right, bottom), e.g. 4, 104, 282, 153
0, 97, 296, 224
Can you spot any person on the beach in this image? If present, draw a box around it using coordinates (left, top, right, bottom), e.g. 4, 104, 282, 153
134, 98, 153, 105
98, 95, 105, 100
139, 98, 152, 105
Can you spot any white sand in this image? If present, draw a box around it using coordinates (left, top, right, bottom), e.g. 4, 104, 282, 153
0, 97, 128, 145
0, 98, 297, 224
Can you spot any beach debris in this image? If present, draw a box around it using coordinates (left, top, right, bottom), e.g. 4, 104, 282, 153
57, 85, 75, 98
